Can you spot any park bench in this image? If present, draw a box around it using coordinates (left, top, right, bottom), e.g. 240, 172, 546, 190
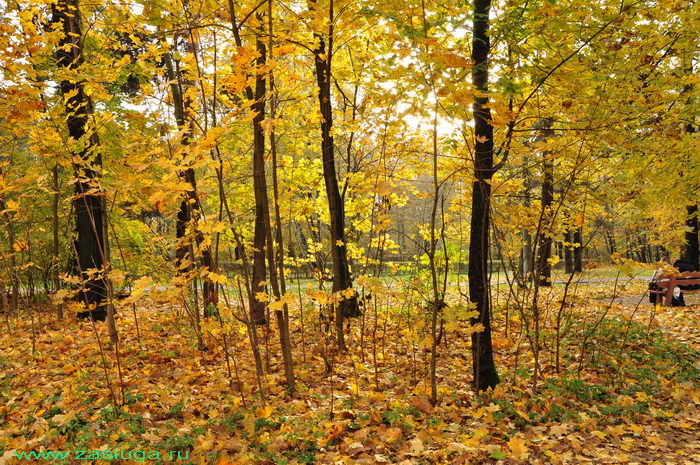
649, 271, 700, 306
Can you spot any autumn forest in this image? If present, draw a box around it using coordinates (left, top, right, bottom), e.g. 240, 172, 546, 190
0, 0, 699, 463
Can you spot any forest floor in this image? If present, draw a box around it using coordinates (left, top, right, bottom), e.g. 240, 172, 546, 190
1, 274, 699, 464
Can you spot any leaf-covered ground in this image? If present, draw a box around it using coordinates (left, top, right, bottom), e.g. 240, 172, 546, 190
1, 281, 699, 464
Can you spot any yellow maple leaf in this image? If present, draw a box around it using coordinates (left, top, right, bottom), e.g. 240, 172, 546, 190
508, 435, 529, 459
256, 404, 272, 419
12, 240, 28, 251
340, 288, 355, 299
209, 272, 228, 284
268, 299, 285, 311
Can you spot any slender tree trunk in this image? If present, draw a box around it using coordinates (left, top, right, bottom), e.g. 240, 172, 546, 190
521, 229, 532, 285
164, 42, 217, 317
249, 34, 270, 325
53, 0, 109, 321
564, 228, 574, 274
311, 0, 359, 351
426, 101, 443, 406
573, 227, 583, 272
606, 229, 616, 256
536, 118, 554, 286
101, 196, 118, 341
0, 190, 18, 313
268, 1, 295, 389
226, 0, 271, 331
294, 221, 309, 258
468, 0, 499, 391
52, 165, 63, 319
683, 205, 700, 270
681, 62, 699, 270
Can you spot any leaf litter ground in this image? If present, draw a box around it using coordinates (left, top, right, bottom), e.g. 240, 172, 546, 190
0, 280, 699, 464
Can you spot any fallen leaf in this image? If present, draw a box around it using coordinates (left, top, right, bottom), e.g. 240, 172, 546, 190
409, 395, 433, 414
408, 438, 424, 455
549, 423, 569, 437
385, 427, 403, 442
256, 404, 272, 419
0, 450, 15, 465
141, 432, 161, 443
222, 438, 246, 453
508, 435, 529, 459
325, 423, 345, 444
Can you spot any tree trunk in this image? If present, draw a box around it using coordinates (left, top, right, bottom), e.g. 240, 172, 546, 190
294, 221, 309, 259
520, 229, 532, 285
468, 0, 499, 392
536, 119, 554, 286
556, 241, 563, 262
101, 196, 118, 341
606, 229, 616, 256
226, 0, 274, 330
0, 197, 18, 313
681, 63, 699, 270
564, 228, 574, 274
267, 3, 295, 389
52, 165, 63, 319
53, 0, 109, 321
573, 227, 583, 272
0, 169, 18, 313
311, 0, 359, 350
164, 42, 217, 318
683, 204, 700, 270
249, 35, 269, 325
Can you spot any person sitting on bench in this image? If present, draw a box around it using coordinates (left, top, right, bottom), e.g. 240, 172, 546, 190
672, 256, 700, 306
650, 255, 693, 306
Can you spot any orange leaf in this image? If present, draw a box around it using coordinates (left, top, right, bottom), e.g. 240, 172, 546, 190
409, 395, 433, 415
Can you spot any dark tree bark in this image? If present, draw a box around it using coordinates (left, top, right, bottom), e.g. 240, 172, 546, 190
537, 173, 553, 284
311, 0, 359, 350
249, 35, 269, 325
468, 0, 500, 391
53, 0, 109, 321
556, 241, 563, 261
264, 3, 295, 388
225, 1, 276, 328
164, 42, 218, 317
165, 45, 192, 271
0, 193, 18, 313
606, 229, 616, 256
0, 151, 18, 312
535, 118, 554, 286
520, 229, 532, 285
682, 204, 699, 269
681, 62, 699, 270
573, 227, 583, 272
293, 221, 309, 259
53, 165, 63, 320
564, 228, 574, 274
